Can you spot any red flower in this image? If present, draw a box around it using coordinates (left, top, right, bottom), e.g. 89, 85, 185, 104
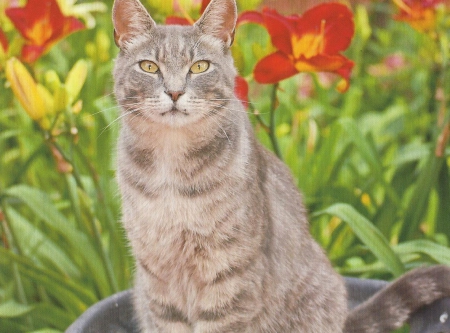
234, 76, 249, 108
393, 0, 444, 32
5, 0, 84, 63
239, 3, 355, 92
200, 0, 210, 13
0, 29, 8, 53
165, 16, 193, 25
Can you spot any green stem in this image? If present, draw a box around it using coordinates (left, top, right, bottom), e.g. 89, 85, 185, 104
91, 216, 119, 293
50, 141, 85, 191
268, 83, 282, 159
249, 104, 270, 133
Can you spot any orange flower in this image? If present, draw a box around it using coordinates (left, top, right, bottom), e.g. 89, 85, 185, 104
239, 3, 355, 92
5, 0, 84, 63
393, 0, 444, 32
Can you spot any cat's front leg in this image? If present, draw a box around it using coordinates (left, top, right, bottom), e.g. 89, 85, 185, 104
135, 295, 193, 333
134, 268, 193, 333
192, 280, 262, 333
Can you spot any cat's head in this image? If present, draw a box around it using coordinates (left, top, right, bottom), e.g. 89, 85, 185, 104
112, 0, 238, 129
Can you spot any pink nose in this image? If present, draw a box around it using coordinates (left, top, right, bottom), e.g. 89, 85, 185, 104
165, 90, 184, 102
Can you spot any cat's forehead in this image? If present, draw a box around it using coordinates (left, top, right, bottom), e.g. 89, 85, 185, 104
132, 25, 223, 62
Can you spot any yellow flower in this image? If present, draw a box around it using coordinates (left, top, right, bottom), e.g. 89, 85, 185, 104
44, 59, 88, 113
65, 59, 88, 104
5, 57, 49, 122
45, 69, 67, 113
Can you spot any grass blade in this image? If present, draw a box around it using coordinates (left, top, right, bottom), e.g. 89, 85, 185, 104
0, 301, 34, 318
315, 203, 405, 277
398, 153, 444, 241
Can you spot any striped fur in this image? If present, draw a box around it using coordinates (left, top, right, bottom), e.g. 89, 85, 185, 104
112, 0, 450, 332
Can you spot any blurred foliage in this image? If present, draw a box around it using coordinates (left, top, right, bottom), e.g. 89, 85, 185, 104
0, 0, 449, 332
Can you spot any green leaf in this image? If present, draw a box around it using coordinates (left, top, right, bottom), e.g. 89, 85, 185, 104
338, 118, 383, 178
393, 143, 430, 166
436, 162, 450, 237
4, 185, 112, 297
31, 303, 74, 330
5, 185, 74, 237
0, 247, 97, 307
6, 207, 80, 278
0, 130, 19, 142
395, 240, 450, 265
0, 301, 34, 318
399, 153, 445, 241
315, 203, 405, 277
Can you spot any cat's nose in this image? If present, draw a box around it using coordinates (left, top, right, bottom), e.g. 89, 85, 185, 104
165, 90, 184, 102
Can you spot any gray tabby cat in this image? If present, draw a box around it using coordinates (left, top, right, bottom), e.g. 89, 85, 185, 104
112, 0, 450, 332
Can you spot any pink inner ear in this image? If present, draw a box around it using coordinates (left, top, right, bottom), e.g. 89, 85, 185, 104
112, 0, 155, 47
196, 0, 237, 45
114, 14, 131, 39
113, 1, 133, 45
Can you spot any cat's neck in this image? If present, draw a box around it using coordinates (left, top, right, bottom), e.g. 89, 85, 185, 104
120, 99, 247, 163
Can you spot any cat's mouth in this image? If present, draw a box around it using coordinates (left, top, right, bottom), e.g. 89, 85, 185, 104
161, 106, 189, 117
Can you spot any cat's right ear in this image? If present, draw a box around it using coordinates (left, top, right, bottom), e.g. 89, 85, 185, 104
112, 0, 155, 49
195, 0, 237, 47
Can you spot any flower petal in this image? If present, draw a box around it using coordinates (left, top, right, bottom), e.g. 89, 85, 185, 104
200, 0, 211, 14
21, 45, 46, 63
0, 29, 8, 52
254, 51, 297, 84
237, 10, 265, 26
165, 16, 192, 25
234, 76, 249, 108
293, 54, 354, 92
294, 54, 353, 74
393, 0, 441, 32
261, 8, 296, 56
299, 3, 354, 54
5, 57, 46, 120
0, 29, 8, 54
65, 59, 88, 104
62, 16, 85, 37
6, 0, 84, 62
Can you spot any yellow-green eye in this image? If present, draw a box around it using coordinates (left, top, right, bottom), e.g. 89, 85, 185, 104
190, 61, 209, 74
139, 60, 159, 74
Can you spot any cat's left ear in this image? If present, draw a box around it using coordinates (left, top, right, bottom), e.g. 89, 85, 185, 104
112, 0, 156, 49
194, 0, 237, 47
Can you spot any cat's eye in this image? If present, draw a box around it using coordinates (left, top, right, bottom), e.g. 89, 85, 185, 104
190, 61, 210, 74
139, 60, 159, 74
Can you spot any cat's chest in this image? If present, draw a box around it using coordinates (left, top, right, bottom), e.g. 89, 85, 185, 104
119, 142, 233, 228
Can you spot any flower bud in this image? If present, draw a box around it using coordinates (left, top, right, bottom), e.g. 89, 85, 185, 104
66, 59, 88, 104
5, 57, 47, 121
